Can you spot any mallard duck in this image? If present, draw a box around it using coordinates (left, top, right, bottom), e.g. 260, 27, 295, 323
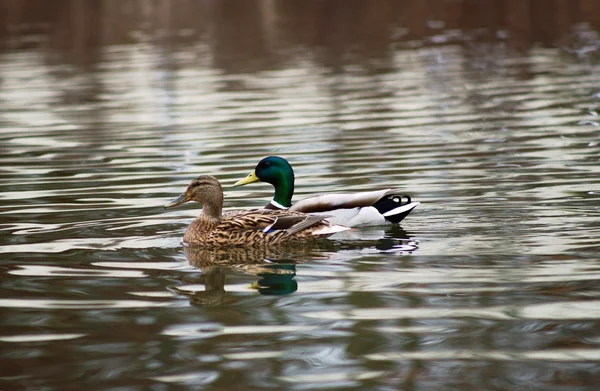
233, 156, 419, 227
164, 175, 349, 246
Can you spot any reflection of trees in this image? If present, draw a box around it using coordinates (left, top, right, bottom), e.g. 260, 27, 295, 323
2, 0, 597, 158
2, 0, 600, 69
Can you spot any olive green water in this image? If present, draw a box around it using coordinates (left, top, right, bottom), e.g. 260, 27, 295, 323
2, 2, 600, 390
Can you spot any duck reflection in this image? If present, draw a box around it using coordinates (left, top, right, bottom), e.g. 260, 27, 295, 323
179, 244, 332, 306
185, 265, 227, 307
377, 225, 418, 252
251, 264, 297, 296
178, 228, 417, 306
334, 225, 418, 253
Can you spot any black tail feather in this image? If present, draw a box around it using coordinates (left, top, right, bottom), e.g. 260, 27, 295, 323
373, 194, 417, 224
384, 208, 415, 224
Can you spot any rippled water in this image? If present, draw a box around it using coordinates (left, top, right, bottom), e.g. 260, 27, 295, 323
2, 3, 600, 390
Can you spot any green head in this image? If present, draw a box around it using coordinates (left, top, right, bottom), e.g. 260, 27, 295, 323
233, 156, 295, 208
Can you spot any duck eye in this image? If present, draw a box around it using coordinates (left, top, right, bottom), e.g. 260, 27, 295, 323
260, 161, 271, 168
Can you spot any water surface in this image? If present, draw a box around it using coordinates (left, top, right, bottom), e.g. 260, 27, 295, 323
1, 2, 600, 390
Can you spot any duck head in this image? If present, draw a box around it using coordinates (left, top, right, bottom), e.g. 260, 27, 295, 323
165, 175, 223, 217
233, 156, 295, 208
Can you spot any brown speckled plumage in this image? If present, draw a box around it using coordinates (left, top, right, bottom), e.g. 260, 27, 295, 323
165, 175, 348, 247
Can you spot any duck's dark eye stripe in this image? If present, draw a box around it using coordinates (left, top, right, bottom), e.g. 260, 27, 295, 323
190, 179, 217, 188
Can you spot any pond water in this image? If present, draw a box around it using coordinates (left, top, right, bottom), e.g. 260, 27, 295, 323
2, 1, 600, 390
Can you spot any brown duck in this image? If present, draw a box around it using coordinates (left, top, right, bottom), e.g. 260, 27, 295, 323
164, 175, 349, 247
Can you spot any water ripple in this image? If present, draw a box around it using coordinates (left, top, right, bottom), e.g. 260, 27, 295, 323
302, 300, 600, 321
0, 299, 170, 309
367, 349, 600, 362
1, 7, 600, 391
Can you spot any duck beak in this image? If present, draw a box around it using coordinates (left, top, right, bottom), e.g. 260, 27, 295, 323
233, 170, 259, 187
164, 193, 190, 209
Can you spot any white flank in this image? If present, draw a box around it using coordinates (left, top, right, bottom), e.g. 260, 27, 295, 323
311, 208, 360, 226
311, 202, 419, 227
310, 224, 351, 236
382, 202, 420, 217
314, 207, 385, 227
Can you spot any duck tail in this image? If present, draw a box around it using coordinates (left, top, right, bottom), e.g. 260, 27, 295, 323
373, 194, 420, 224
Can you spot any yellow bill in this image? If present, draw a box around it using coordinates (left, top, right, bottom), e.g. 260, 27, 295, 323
233, 170, 260, 187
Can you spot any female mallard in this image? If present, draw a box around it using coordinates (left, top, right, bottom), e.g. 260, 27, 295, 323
164, 175, 348, 246
233, 156, 419, 227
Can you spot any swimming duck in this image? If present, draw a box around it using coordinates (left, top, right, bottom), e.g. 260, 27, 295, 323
233, 156, 419, 227
164, 175, 349, 246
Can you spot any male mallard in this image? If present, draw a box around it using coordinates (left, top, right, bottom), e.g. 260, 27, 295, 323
164, 175, 349, 246
233, 156, 419, 227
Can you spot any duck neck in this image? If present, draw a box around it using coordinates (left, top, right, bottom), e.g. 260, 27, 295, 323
200, 193, 223, 220
201, 203, 222, 220
272, 172, 294, 208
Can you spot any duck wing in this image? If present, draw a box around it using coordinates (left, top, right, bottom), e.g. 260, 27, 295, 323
261, 214, 328, 236
282, 215, 328, 236
289, 189, 393, 213
222, 210, 339, 236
